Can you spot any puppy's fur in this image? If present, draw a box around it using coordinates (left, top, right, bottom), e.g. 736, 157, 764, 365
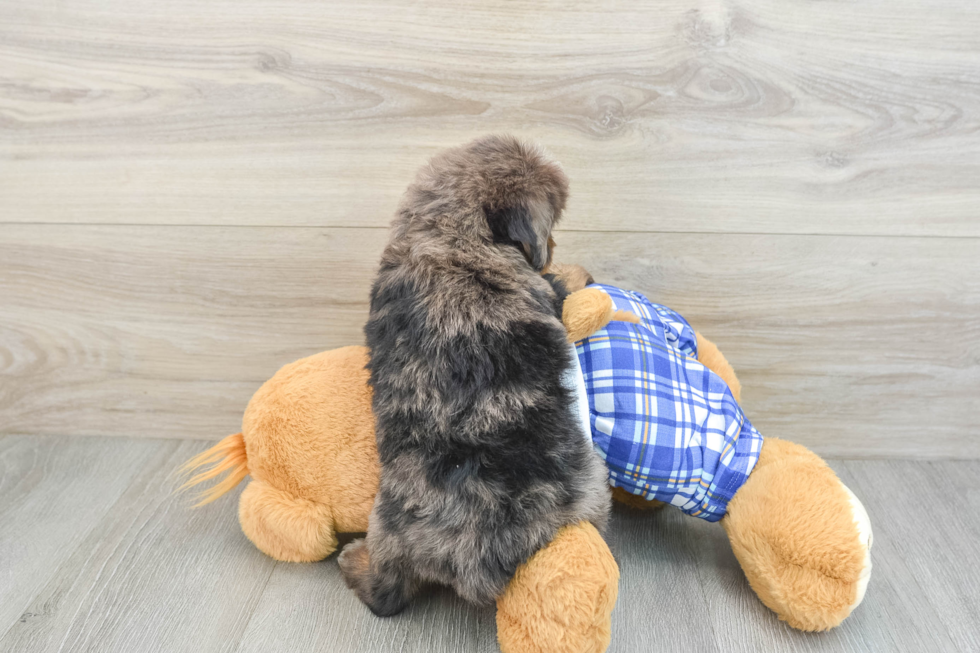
338, 135, 610, 616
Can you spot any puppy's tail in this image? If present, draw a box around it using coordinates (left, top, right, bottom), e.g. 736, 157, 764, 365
175, 432, 249, 507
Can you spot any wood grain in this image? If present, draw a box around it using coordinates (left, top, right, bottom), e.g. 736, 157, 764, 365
0, 435, 168, 637
1, 437, 976, 652
0, 225, 375, 441
680, 460, 960, 653
573, 232, 980, 459
841, 460, 980, 653
625, 489, 947, 653
0, 439, 278, 653
236, 539, 499, 653
605, 504, 720, 652
2, 225, 977, 458
2, 0, 979, 235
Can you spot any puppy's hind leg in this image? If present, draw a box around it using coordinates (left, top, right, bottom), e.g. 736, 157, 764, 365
338, 537, 417, 617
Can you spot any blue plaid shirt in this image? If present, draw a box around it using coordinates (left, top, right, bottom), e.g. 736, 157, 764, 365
574, 285, 763, 522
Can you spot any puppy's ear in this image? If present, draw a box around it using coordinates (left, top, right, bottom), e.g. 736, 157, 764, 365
487, 201, 553, 271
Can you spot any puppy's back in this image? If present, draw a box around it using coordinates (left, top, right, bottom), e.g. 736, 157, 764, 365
357, 135, 610, 609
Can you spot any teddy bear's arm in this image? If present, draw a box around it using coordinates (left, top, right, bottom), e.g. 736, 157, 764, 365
545, 263, 594, 293
694, 332, 742, 403
562, 288, 640, 343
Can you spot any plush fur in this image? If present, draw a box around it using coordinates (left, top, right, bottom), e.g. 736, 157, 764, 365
545, 263, 594, 293
560, 287, 640, 343
723, 437, 867, 631
341, 136, 611, 615
179, 270, 870, 647
228, 346, 380, 562
178, 289, 623, 653
496, 522, 619, 653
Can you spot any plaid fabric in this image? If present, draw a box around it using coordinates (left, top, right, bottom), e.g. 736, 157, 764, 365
575, 284, 763, 522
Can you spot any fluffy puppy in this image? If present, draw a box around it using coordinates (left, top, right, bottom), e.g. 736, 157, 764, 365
338, 135, 610, 616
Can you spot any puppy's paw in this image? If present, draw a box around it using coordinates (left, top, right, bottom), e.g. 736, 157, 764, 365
338, 538, 413, 617
338, 538, 370, 590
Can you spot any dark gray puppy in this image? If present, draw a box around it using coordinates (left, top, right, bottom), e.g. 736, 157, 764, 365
338, 135, 610, 616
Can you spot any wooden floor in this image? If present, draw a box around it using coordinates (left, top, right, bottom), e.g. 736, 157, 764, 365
0, 434, 977, 653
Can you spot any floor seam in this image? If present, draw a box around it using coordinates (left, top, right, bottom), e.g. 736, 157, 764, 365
228, 560, 280, 653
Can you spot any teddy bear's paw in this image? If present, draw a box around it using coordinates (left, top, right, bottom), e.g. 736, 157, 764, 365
562, 288, 614, 343
496, 522, 618, 653
238, 479, 337, 562
841, 482, 873, 610
721, 437, 874, 631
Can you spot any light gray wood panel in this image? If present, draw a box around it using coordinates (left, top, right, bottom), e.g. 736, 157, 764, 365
619, 498, 922, 653
2, 225, 977, 458
678, 460, 958, 653
235, 505, 722, 653
631, 461, 974, 652
606, 505, 720, 652
842, 460, 980, 653
0, 439, 278, 653
571, 232, 980, 459
236, 534, 499, 653
0, 435, 167, 637
823, 462, 961, 652
2, 0, 979, 235
1, 437, 978, 652
0, 225, 376, 440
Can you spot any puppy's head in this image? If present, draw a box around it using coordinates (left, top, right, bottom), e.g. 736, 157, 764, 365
419, 135, 570, 272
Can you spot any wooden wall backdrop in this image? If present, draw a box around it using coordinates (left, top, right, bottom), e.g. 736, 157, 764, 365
2, 0, 978, 457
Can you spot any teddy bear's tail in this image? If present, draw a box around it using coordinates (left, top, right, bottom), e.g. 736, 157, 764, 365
176, 432, 249, 507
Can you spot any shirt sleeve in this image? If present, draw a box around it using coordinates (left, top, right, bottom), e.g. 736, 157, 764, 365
587, 284, 699, 358
654, 305, 698, 359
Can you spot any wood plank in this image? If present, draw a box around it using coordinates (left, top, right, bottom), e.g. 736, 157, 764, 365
0, 225, 376, 440
841, 460, 980, 652
681, 460, 956, 652
618, 461, 964, 652
1, 436, 978, 651
235, 533, 500, 653
237, 504, 723, 653
822, 462, 960, 651
224, 461, 980, 653
606, 504, 720, 652
2, 0, 979, 235
0, 439, 278, 653
0, 435, 168, 637
572, 232, 980, 459
2, 225, 976, 458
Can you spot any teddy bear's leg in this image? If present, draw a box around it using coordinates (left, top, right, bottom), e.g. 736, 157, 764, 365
610, 487, 665, 511
562, 288, 640, 344
495, 522, 619, 653
238, 479, 338, 563
721, 437, 873, 631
